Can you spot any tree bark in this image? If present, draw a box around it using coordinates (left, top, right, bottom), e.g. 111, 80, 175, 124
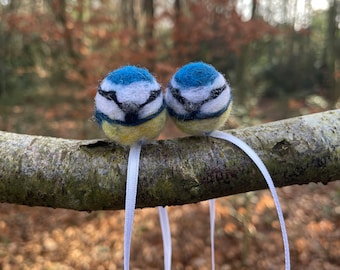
0, 110, 339, 211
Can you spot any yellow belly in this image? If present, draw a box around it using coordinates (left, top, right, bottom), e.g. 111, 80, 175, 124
101, 110, 166, 145
173, 104, 232, 135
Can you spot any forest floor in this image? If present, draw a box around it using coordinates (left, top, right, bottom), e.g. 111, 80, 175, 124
0, 85, 339, 269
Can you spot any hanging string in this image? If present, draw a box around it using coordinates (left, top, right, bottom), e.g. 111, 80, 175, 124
158, 206, 172, 270
209, 199, 216, 270
124, 142, 142, 270
209, 130, 290, 270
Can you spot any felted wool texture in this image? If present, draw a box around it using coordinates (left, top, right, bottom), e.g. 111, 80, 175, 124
94, 65, 166, 145
173, 62, 219, 88
172, 103, 233, 135
95, 85, 163, 123
101, 110, 166, 145
165, 62, 232, 118
105, 65, 155, 85
95, 67, 163, 123
199, 83, 231, 115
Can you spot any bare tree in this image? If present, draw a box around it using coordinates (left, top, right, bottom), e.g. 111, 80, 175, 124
326, 0, 339, 105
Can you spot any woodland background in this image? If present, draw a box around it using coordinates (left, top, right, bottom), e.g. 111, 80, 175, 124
0, 0, 339, 269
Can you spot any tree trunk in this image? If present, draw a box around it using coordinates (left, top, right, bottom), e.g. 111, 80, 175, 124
172, 0, 184, 65
50, 0, 78, 60
121, 0, 137, 29
326, 0, 339, 105
143, 0, 155, 70
0, 110, 339, 211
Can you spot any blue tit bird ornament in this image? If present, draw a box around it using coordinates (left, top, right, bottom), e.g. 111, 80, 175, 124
165, 61, 233, 135
95, 65, 166, 145
95, 65, 171, 270
165, 62, 290, 270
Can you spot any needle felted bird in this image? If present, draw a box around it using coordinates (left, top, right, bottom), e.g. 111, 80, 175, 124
165, 62, 290, 270
94, 65, 166, 145
164, 61, 232, 135
94, 65, 171, 270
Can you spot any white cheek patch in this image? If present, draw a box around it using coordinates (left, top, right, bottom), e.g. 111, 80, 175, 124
101, 78, 161, 106
180, 86, 211, 103
170, 78, 210, 103
116, 82, 159, 104
165, 88, 187, 115
139, 95, 164, 119
200, 85, 231, 114
95, 92, 125, 121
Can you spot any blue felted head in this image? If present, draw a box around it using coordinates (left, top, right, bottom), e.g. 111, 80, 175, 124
173, 62, 219, 89
106, 65, 155, 86
165, 61, 231, 119
95, 65, 164, 127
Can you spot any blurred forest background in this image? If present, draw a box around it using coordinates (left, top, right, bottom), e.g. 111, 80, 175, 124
0, 0, 339, 269
0, 0, 339, 138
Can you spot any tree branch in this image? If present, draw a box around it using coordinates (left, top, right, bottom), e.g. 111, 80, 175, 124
0, 110, 339, 211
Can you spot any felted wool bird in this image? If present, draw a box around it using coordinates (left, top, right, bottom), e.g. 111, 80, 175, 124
165, 62, 290, 270
164, 61, 232, 135
95, 65, 166, 145
95, 65, 171, 270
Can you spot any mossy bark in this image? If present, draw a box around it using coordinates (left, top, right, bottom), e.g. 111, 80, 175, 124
0, 110, 339, 211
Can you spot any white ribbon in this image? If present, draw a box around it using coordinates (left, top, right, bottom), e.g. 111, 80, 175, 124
124, 143, 172, 270
209, 130, 290, 270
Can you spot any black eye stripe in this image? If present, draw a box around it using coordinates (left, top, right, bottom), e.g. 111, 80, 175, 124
98, 88, 119, 103
140, 88, 162, 107
209, 85, 227, 99
98, 88, 108, 98
98, 86, 161, 109
169, 85, 189, 105
169, 84, 227, 111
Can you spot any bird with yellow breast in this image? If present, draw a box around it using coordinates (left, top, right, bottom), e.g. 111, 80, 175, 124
94, 65, 171, 270
165, 62, 290, 270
